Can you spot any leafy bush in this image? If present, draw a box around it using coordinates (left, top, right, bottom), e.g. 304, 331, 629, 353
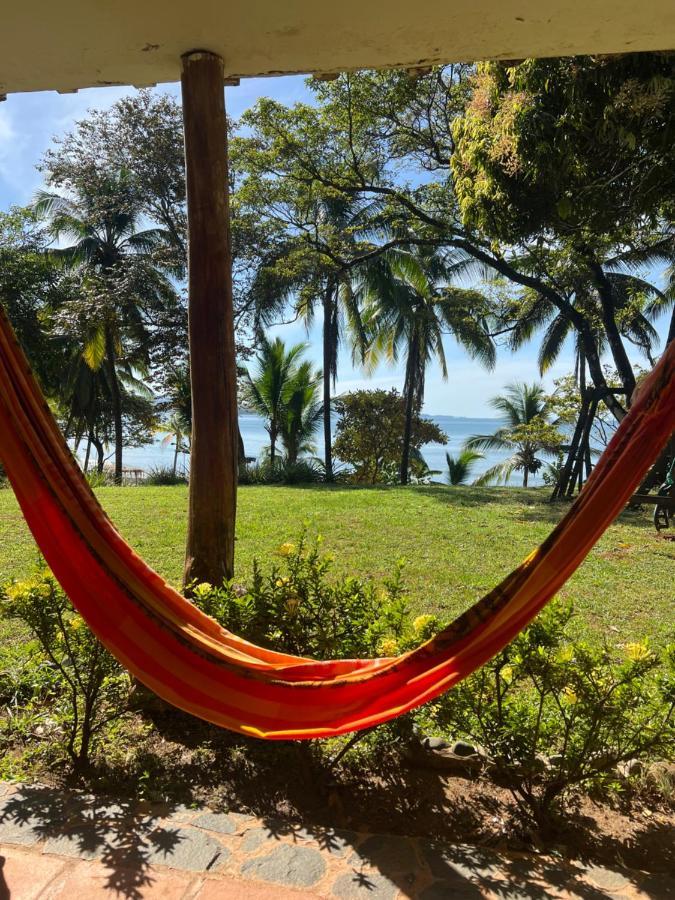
0, 573, 131, 770
85, 469, 114, 488
0, 462, 9, 488
421, 604, 675, 832
145, 465, 188, 486
190, 531, 418, 659
239, 457, 324, 486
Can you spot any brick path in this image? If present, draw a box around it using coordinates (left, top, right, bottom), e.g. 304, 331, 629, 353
0, 781, 672, 899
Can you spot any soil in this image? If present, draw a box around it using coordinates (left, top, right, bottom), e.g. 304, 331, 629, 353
21, 707, 671, 879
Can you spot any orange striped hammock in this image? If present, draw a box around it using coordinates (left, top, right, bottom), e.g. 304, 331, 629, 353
1, 304, 674, 741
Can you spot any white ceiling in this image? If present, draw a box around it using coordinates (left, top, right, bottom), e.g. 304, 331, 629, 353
2, 0, 673, 96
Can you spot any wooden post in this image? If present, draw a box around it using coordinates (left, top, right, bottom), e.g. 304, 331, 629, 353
181, 51, 238, 588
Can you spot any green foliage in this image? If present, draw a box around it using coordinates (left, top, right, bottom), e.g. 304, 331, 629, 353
467, 382, 564, 487
243, 336, 323, 464
423, 604, 675, 830
145, 466, 188, 486
445, 449, 485, 485
239, 457, 325, 486
333, 389, 447, 483
0, 573, 130, 769
190, 531, 414, 659
452, 54, 675, 244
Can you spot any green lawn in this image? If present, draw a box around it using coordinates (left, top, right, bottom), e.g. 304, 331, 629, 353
0, 483, 673, 643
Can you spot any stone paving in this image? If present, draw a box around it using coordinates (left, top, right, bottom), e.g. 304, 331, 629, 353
0, 780, 672, 899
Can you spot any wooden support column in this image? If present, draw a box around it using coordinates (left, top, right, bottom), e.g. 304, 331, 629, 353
181, 51, 238, 588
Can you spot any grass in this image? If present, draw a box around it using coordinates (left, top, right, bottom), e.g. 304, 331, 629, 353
0, 483, 673, 644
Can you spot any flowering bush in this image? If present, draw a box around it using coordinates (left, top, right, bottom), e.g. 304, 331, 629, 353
421, 603, 675, 832
189, 531, 416, 659
1, 573, 130, 769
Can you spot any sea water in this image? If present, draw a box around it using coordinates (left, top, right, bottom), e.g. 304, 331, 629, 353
111, 411, 544, 486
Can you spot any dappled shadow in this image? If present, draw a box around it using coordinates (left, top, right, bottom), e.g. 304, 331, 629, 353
0, 785, 186, 900
0, 855, 8, 900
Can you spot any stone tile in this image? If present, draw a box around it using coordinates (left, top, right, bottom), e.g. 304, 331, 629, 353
331, 870, 399, 899
195, 875, 321, 899
144, 826, 227, 872
161, 804, 199, 826
303, 828, 357, 859
0, 815, 41, 847
43, 829, 107, 861
240, 844, 326, 888
193, 811, 239, 835
420, 841, 501, 883
42, 858, 195, 899
0, 845, 68, 899
240, 827, 269, 853
347, 834, 418, 874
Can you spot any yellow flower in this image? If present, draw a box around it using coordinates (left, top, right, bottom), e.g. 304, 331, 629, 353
556, 646, 574, 664
500, 665, 514, 684
277, 542, 296, 557
413, 614, 436, 636
378, 638, 399, 657
625, 641, 651, 662
275, 576, 291, 588
69, 617, 84, 631
193, 582, 213, 598
561, 686, 578, 705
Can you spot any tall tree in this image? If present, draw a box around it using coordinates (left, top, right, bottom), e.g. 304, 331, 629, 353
35, 172, 175, 483
243, 337, 309, 464
466, 383, 563, 487
357, 245, 495, 483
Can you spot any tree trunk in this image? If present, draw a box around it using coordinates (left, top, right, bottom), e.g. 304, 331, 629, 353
105, 328, 123, 485
400, 333, 419, 486
578, 321, 626, 422
667, 306, 675, 347
182, 51, 238, 589
83, 433, 92, 473
91, 434, 104, 474
269, 425, 277, 466
322, 281, 335, 482
173, 435, 179, 476
523, 468, 528, 488
587, 259, 636, 401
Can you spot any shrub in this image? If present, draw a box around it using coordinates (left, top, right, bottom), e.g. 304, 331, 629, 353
190, 531, 412, 659
145, 465, 188, 486
421, 604, 675, 833
85, 469, 113, 488
0, 573, 131, 770
239, 457, 324, 486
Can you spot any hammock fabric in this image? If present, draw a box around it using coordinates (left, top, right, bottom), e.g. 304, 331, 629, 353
1, 303, 674, 740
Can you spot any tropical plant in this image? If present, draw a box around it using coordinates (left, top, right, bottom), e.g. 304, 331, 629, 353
33, 170, 176, 483
161, 412, 191, 477
466, 382, 564, 487
277, 360, 324, 464
357, 245, 495, 483
445, 448, 484, 485
243, 337, 317, 465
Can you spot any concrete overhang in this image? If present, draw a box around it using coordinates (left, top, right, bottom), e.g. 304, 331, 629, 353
1, 0, 674, 96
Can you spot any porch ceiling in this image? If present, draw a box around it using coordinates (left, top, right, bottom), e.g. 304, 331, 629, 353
2, 0, 673, 96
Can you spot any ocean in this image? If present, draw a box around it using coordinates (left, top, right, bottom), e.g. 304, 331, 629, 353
111, 411, 544, 486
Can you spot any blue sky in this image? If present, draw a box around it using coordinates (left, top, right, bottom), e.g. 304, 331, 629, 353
0, 78, 668, 416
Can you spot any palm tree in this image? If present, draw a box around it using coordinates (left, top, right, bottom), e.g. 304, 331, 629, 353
278, 360, 324, 464
34, 171, 174, 483
466, 382, 561, 487
249, 195, 372, 481
162, 412, 191, 476
243, 337, 308, 464
357, 246, 495, 484
445, 449, 484, 485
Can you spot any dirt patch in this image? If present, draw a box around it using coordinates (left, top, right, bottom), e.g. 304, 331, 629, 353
16, 708, 672, 878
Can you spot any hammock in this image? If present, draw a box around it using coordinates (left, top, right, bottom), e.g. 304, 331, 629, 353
1, 303, 674, 740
